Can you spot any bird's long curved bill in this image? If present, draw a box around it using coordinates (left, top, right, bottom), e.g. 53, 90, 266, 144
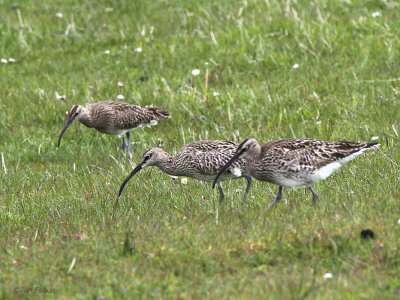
118, 164, 143, 196
212, 153, 242, 189
57, 118, 73, 147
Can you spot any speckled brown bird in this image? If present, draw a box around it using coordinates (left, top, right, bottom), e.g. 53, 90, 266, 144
213, 138, 378, 207
118, 140, 252, 204
57, 101, 170, 159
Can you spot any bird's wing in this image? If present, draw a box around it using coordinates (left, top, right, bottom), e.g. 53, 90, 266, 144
261, 139, 371, 173
91, 101, 169, 130
183, 140, 243, 174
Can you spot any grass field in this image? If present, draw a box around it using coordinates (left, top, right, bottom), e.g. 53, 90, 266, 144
1, 0, 400, 298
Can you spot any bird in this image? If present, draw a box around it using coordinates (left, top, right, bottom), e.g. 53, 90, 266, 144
118, 140, 252, 204
213, 138, 378, 207
57, 101, 170, 159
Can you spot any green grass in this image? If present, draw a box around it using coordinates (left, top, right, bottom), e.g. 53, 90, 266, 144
1, 0, 400, 298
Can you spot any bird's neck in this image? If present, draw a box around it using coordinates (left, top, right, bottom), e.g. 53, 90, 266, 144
78, 115, 94, 128
246, 148, 262, 169
249, 146, 262, 161
157, 154, 179, 176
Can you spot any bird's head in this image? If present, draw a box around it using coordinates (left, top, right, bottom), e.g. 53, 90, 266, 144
57, 105, 88, 147
136, 148, 168, 169
234, 138, 261, 159
212, 138, 260, 189
118, 148, 167, 196
67, 105, 87, 121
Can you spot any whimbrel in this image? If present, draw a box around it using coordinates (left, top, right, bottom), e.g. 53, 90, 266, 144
213, 138, 378, 207
57, 101, 170, 159
118, 140, 252, 204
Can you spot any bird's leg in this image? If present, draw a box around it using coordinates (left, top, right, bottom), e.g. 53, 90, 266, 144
217, 182, 225, 205
308, 186, 319, 205
241, 174, 252, 205
118, 136, 127, 162
121, 136, 127, 150
269, 186, 283, 208
126, 131, 132, 159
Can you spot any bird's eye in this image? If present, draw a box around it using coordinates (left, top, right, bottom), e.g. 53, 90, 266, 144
144, 155, 150, 160
74, 112, 79, 116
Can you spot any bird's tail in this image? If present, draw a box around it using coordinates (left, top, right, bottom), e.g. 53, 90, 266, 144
147, 106, 171, 119
366, 142, 379, 148
159, 110, 170, 117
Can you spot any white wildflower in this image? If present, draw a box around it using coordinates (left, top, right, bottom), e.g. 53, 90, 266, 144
8, 58, 16, 63
105, 7, 114, 12
135, 47, 142, 53
118, 81, 124, 87
192, 69, 200, 76
323, 273, 333, 279
55, 92, 66, 100
104, 50, 110, 54
181, 177, 188, 184
1, 59, 7, 64
19, 245, 27, 250
371, 136, 379, 141
397, 219, 400, 224
55, 12, 63, 18
117, 94, 125, 100
213, 91, 219, 97
293, 63, 299, 69
372, 11, 381, 18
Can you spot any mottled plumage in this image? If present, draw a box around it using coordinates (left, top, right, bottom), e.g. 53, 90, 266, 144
118, 140, 252, 204
214, 138, 378, 207
58, 101, 170, 158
